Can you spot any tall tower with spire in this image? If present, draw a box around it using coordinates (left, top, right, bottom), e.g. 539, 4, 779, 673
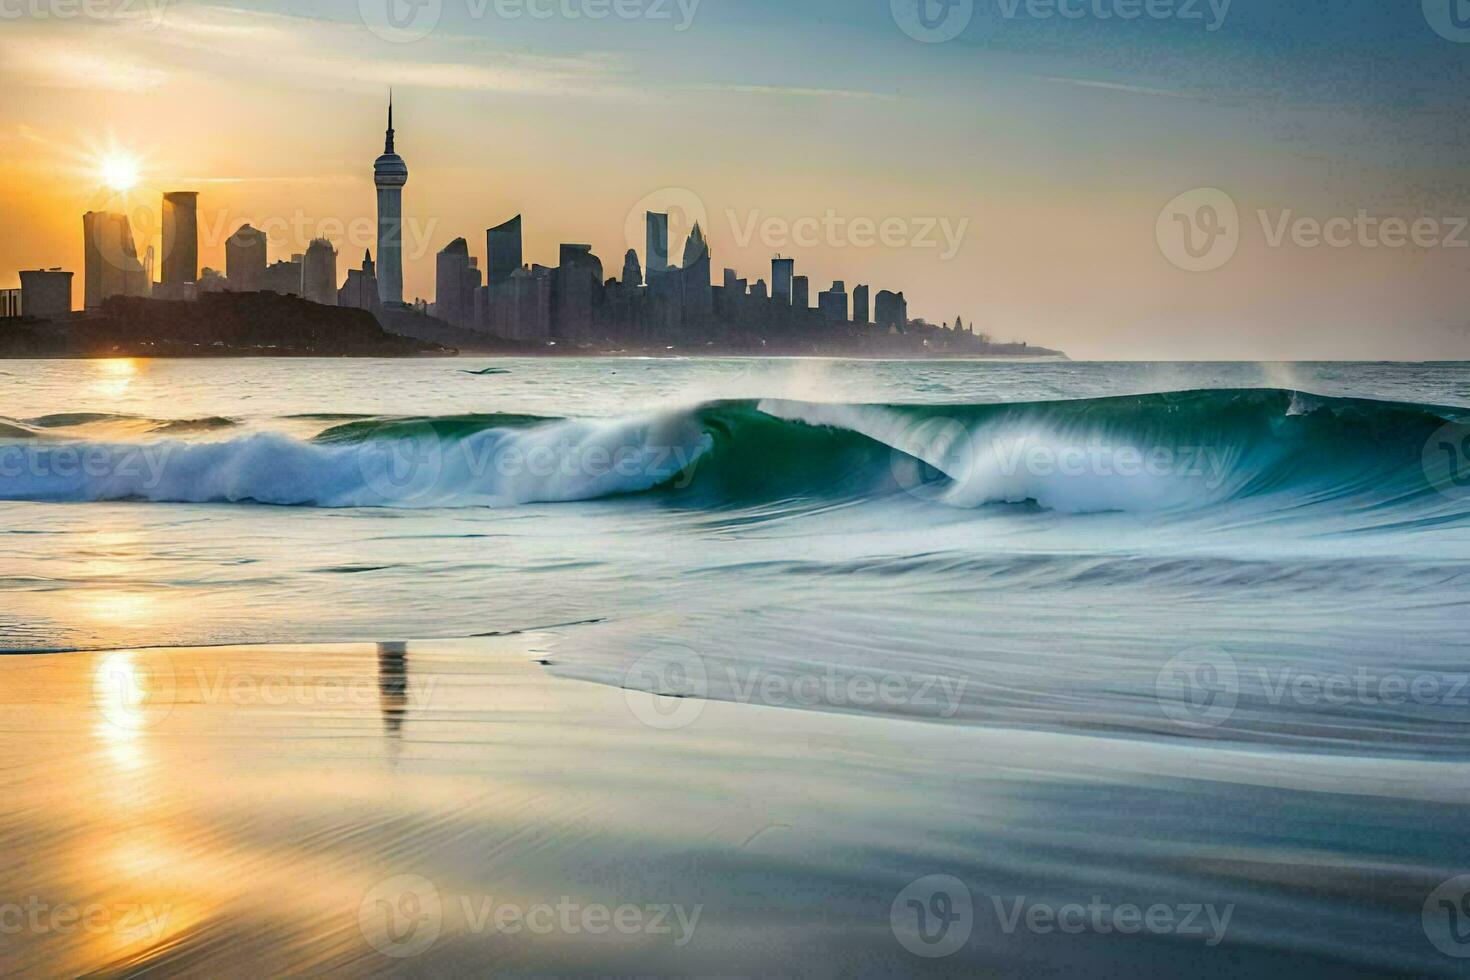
373, 91, 409, 307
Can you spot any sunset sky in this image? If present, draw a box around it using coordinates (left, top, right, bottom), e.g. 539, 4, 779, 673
1, 0, 1467, 359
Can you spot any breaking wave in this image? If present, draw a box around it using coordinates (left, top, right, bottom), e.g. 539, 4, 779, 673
0, 390, 1465, 524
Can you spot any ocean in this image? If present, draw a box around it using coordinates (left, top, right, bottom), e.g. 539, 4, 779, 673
2, 357, 1468, 975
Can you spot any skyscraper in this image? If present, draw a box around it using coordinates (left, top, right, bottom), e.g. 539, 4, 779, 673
792, 275, 810, 311
82, 211, 148, 310
771, 256, 794, 305
374, 92, 409, 307
818, 281, 848, 323
339, 250, 381, 313
486, 214, 522, 286
645, 212, 670, 277
555, 244, 602, 340
436, 237, 471, 326
161, 191, 199, 286
301, 238, 339, 306
875, 290, 908, 332
622, 249, 643, 288
19, 269, 72, 320
679, 223, 712, 319
852, 284, 870, 324
226, 224, 268, 292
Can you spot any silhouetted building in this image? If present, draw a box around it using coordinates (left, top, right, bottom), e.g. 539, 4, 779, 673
161, 191, 199, 286
19, 269, 72, 320
487, 264, 552, 341
82, 211, 148, 310
750, 279, 768, 302
818, 280, 848, 323
875, 289, 908, 332
792, 275, 810, 311
679, 223, 712, 320
197, 267, 230, 294
435, 237, 472, 326
771, 256, 794, 305
555, 245, 602, 340
0, 288, 19, 318
852, 284, 870, 324
263, 255, 303, 297
622, 249, 642, 288
374, 93, 409, 306
302, 238, 338, 306
226, 224, 268, 292
486, 214, 522, 286
646, 212, 670, 276
339, 250, 381, 313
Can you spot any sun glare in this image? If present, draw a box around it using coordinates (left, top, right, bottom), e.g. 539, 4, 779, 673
101, 155, 140, 191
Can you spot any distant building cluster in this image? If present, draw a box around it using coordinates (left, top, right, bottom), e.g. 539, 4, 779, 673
3, 94, 1000, 353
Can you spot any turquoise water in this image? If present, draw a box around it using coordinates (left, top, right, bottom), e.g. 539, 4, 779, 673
2, 358, 1469, 974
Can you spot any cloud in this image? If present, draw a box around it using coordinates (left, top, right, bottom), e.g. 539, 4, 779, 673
0, 3, 636, 98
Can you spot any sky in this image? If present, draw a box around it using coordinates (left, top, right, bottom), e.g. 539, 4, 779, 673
1, 0, 1468, 359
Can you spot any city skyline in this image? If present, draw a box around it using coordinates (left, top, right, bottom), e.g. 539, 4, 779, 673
1, 1, 1468, 358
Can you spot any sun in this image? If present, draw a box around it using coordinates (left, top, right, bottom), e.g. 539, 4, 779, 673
101, 154, 140, 191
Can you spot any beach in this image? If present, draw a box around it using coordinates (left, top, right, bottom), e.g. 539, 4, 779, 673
2, 635, 1466, 976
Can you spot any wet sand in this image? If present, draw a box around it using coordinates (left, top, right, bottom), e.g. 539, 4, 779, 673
1, 637, 1465, 977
